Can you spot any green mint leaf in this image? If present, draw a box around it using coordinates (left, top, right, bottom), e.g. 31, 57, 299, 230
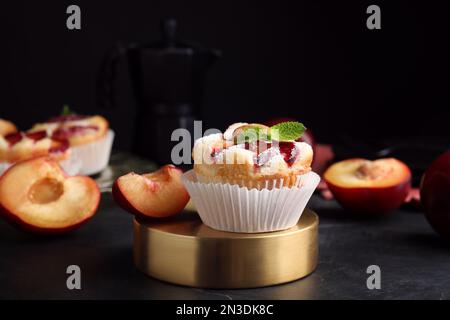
270, 121, 306, 141
61, 104, 74, 116
235, 126, 271, 144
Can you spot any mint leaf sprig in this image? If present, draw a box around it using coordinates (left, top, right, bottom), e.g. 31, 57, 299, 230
61, 104, 74, 116
270, 121, 306, 141
233, 121, 306, 144
239, 126, 270, 142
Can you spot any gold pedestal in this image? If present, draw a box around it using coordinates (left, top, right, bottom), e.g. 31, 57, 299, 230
133, 209, 318, 289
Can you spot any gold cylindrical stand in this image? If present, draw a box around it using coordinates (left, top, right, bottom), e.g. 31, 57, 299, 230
133, 209, 318, 289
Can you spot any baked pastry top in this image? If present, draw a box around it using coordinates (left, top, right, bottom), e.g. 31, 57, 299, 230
0, 119, 17, 136
0, 130, 69, 163
29, 114, 109, 146
193, 122, 313, 185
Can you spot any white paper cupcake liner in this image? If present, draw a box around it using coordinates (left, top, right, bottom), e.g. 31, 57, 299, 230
0, 162, 10, 176
182, 170, 321, 233
71, 130, 114, 176
59, 153, 83, 176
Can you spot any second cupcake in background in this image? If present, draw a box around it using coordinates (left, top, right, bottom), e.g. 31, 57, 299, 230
0, 126, 75, 175
28, 111, 114, 175
182, 121, 320, 233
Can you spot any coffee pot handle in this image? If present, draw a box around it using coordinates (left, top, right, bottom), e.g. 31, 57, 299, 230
96, 43, 129, 108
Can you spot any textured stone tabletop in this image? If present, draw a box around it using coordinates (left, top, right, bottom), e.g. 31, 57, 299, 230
1, 153, 448, 300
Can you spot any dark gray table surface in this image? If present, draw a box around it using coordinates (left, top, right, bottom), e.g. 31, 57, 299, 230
1, 155, 449, 300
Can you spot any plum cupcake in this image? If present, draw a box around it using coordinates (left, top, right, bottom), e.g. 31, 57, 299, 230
182, 121, 320, 233
0, 130, 80, 175
29, 113, 114, 175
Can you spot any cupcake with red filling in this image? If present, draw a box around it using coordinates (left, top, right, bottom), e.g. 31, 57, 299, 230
193, 122, 313, 189
182, 121, 320, 233
29, 111, 114, 175
0, 130, 79, 175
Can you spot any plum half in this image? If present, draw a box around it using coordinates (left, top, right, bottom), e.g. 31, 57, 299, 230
324, 158, 411, 215
0, 157, 100, 233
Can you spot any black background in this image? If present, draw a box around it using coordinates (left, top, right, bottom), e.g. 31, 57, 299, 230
0, 0, 449, 150
2, 1, 450, 302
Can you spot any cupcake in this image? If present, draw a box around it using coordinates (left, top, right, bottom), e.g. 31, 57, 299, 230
0, 130, 80, 175
0, 119, 17, 136
29, 114, 114, 175
182, 121, 321, 233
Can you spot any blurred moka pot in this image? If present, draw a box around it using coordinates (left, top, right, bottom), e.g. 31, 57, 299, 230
97, 19, 220, 165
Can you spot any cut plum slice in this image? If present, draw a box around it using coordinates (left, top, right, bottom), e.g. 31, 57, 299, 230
113, 165, 190, 218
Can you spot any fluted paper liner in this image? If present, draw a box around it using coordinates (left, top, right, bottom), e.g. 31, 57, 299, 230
182, 170, 320, 233
60, 154, 82, 176
71, 130, 114, 175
